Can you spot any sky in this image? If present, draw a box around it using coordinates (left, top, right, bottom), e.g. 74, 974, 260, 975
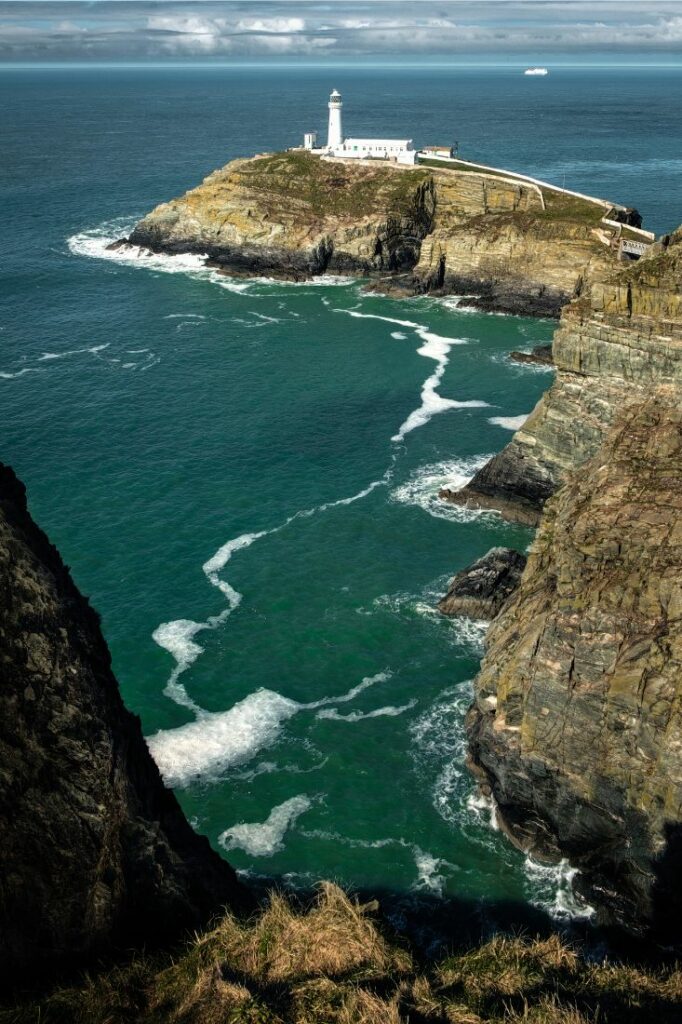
1, 1, 682, 64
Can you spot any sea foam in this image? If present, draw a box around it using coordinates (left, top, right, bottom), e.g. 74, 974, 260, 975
389, 455, 496, 524
316, 699, 416, 722
151, 462, 395, 714
524, 856, 596, 922
147, 672, 391, 788
146, 689, 300, 788
219, 795, 313, 857
332, 306, 487, 440
488, 414, 529, 430
152, 530, 268, 711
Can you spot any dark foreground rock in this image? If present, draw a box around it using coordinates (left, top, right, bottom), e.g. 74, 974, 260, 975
0, 463, 246, 988
467, 400, 682, 943
438, 548, 527, 620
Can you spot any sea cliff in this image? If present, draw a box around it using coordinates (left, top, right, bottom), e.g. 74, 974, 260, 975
123, 150, 634, 317
446, 230, 682, 523
467, 399, 682, 941
0, 463, 245, 987
460, 228, 682, 940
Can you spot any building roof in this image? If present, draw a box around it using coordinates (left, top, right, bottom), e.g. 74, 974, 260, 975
342, 138, 413, 147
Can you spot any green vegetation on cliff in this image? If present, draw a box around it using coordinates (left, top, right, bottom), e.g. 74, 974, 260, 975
240, 151, 432, 218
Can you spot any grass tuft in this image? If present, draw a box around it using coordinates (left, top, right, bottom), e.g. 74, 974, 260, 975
2, 885, 681, 1024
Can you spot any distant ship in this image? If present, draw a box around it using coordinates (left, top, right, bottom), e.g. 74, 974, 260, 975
524, 67, 549, 76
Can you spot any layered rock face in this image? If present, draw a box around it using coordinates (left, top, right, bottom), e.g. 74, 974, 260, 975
0, 463, 244, 986
411, 176, 617, 316
127, 151, 436, 279
438, 547, 527, 620
448, 233, 682, 523
467, 400, 682, 940
125, 151, 626, 315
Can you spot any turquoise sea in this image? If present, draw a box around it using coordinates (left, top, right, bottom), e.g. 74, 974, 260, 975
2, 66, 682, 939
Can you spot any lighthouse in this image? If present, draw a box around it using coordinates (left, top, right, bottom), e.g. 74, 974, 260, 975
327, 88, 343, 149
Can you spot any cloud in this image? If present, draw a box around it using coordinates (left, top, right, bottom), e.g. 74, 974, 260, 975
1, 2, 682, 62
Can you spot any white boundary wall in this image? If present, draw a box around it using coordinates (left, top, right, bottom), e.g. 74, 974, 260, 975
418, 153, 656, 241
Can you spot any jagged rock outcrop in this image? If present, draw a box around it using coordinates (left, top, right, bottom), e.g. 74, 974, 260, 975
467, 400, 682, 941
438, 548, 527, 620
0, 463, 246, 988
123, 151, 629, 316
509, 344, 553, 366
410, 176, 618, 316
447, 231, 682, 523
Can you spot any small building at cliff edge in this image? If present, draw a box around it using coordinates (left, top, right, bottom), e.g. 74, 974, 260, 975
303, 89, 417, 164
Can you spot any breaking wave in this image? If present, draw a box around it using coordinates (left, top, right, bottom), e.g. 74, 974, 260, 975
389, 455, 499, 524
524, 857, 596, 922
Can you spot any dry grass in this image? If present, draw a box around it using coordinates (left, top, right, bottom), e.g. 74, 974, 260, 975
2, 884, 681, 1024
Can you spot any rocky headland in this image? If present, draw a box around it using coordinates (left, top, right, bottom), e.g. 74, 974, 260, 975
0, 462, 246, 987
121, 150, 641, 317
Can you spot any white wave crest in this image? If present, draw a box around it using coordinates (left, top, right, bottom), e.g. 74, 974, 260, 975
412, 848, 458, 896
0, 367, 43, 380
38, 343, 110, 362
68, 222, 358, 296
488, 414, 529, 431
219, 795, 313, 857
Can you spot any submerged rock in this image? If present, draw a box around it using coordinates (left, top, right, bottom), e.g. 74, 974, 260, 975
0, 463, 246, 987
438, 548, 527, 620
467, 400, 682, 942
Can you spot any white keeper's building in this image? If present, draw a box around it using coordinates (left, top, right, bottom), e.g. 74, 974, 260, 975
303, 89, 417, 165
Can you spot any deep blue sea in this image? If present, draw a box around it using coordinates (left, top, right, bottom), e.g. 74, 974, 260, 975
2, 66, 681, 935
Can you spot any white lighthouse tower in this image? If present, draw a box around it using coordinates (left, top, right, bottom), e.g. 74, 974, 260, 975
327, 89, 343, 149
